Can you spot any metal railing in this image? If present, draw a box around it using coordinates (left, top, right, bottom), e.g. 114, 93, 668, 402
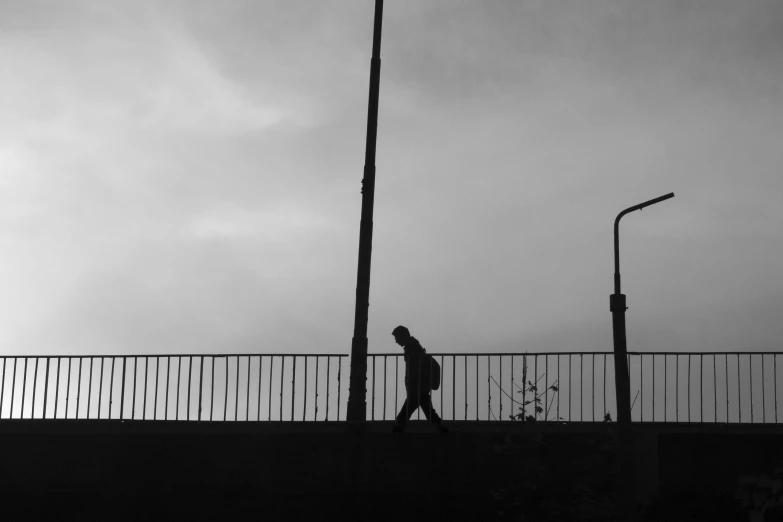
627, 352, 781, 423
367, 352, 617, 423
1, 352, 780, 423
0, 354, 347, 421
365, 352, 782, 423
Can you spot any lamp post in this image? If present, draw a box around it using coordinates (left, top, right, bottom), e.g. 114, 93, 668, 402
346, 0, 384, 423
612, 192, 674, 521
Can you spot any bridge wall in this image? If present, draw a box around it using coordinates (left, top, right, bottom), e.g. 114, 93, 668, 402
0, 421, 780, 520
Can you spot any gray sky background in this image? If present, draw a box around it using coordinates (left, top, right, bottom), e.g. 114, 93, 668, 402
1, 0, 782, 358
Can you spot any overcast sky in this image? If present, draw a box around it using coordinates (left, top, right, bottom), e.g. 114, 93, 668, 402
1, 0, 781, 358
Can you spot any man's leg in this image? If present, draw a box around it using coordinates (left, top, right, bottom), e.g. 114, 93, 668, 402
420, 393, 448, 432
419, 393, 442, 424
394, 394, 421, 432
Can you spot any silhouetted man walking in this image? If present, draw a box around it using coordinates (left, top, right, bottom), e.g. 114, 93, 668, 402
391, 326, 447, 433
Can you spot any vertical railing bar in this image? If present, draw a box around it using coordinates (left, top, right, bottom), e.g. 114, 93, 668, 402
568, 355, 572, 422
762, 354, 766, 424
511, 355, 515, 422
737, 354, 742, 424
415, 354, 420, 422
32, 358, 39, 419
209, 355, 215, 422
603, 354, 606, 422
65, 358, 72, 419
640, 355, 643, 421
291, 355, 296, 421
75, 357, 82, 419
476, 355, 479, 422
337, 357, 343, 421
590, 354, 594, 422
109, 358, 115, 420
224, 357, 229, 422
700, 354, 703, 422
545, 355, 549, 421
651, 354, 655, 422
0, 359, 7, 419
499, 355, 503, 421
187, 356, 193, 422
279, 356, 285, 422
0, 359, 5, 418
577, 354, 582, 423
440, 355, 444, 422
749, 354, 754, 423
713, 355, 717, 423
775, 354, 778, 424
464, 355, 467, 421
98, 358, 105, 420
9, 359, 18, 418
487, 354, 490, 421
270, 356, 275, 421
154, 357, 159, 421
210, 357, 216, 421
132, 357, 138, 420
165, 356, 171, 421
235, 355, 240, 422
246, 356, 251, 422
119, 357, 126, 420
687, 354, 691, 422
382, 356, 387, 421
258, 356, 264, 421
44, 358, 51, 419
371, 355, 376, 421
143, 357, 148, 421
664, 355, 667, 422
198, 356, 204, 422
21, 358, 28, 418
313, 357, 318, 421
87, 358, 93, 420
533, 355, 538, 421
725, 354, 729, 424
395, 355, 399, 420
557, 354, 561, 422
676, 355, 679, 422
303, 356, 308, 421
175, 356, 182, 421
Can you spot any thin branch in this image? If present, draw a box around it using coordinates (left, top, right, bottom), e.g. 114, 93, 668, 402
545, 390, 556, 421
630, 390, 640, 412
488, 403, 498, 421
491, 376, 529, 408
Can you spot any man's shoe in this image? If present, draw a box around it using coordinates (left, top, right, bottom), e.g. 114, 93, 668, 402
392, 424, 405, 434
437, 424, 449, 434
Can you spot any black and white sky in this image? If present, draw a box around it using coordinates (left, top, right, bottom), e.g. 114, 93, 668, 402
1, 0, 781, 357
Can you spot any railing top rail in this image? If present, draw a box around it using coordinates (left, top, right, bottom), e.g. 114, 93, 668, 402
626, 351, 783, 355
0, 353, 350, 359
1, 351, 780, 359
370, 351, 783, 357
368, 352, 616, 356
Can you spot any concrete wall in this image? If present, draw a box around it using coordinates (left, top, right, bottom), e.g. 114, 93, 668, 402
1, 420, 780, 520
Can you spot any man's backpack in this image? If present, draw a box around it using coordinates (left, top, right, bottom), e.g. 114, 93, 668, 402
424, 351, 441, 391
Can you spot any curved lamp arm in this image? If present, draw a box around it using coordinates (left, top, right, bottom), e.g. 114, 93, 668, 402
614, 192, 674, 294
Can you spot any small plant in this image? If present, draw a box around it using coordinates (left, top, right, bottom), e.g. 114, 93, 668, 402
488, 354, 561, 422
509, 375, 559, 422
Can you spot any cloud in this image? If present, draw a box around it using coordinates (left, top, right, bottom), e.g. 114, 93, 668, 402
0, 0, 781, 361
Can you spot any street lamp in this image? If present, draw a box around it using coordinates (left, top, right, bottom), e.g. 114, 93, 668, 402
346, 0, 384, 423
611, 192, 674, 422
611, 191, 674, 521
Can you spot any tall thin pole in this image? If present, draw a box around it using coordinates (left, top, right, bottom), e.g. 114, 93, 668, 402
611, 192, 673, 522
346, 0, 384, 423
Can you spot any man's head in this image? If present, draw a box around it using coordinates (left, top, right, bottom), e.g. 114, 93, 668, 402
392, 325, 411, 347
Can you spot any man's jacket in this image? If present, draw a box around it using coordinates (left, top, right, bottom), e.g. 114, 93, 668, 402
403, 337, 432, 394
